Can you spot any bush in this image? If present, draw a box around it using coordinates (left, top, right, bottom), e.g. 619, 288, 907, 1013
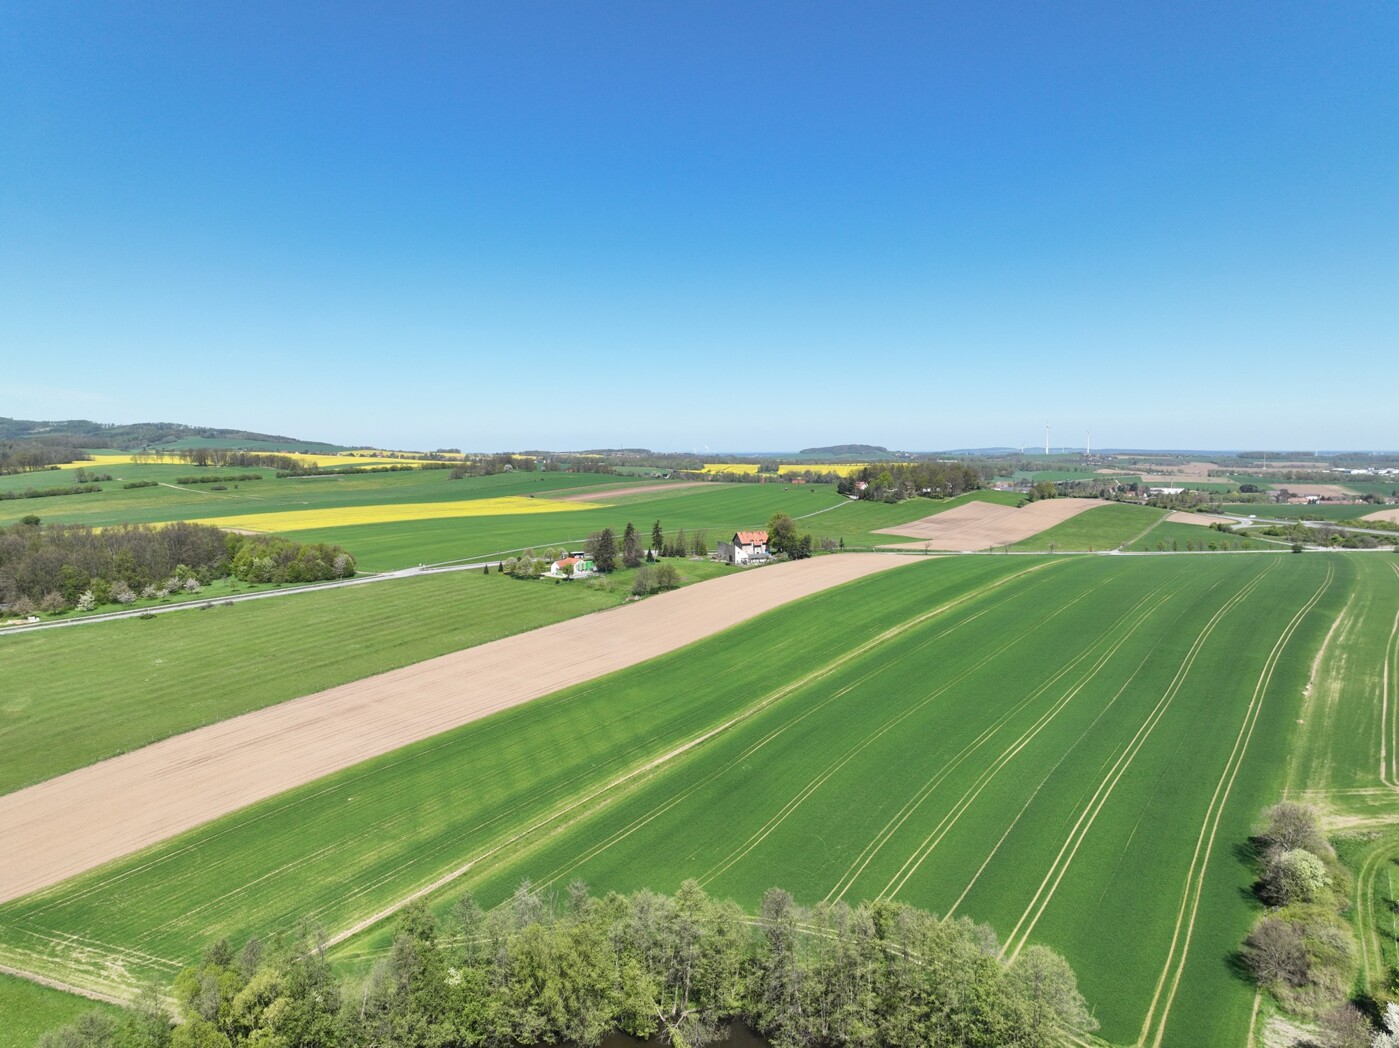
1260, 849, 1330, 907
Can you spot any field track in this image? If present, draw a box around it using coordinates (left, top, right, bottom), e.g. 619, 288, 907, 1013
874, 497, 1109, 548
0, 555, 910, 904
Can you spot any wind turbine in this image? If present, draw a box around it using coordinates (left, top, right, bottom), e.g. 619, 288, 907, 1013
1044, 424, 1050, 457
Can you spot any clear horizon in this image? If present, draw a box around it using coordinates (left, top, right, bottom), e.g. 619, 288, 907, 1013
4, 3, 1395, 451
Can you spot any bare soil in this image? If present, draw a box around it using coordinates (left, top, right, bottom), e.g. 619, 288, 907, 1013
1365, 507, 1399, 524
550, 481, 710, 501
0, 555, 911, 904
874, 499, 1109, 550
1166, 511, 1236, 526
1268, 483, 1357, 498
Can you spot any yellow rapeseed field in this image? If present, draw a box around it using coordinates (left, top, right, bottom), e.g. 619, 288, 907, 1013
700, 463, 867, 476
777, 463, 866, 475
197, 497, 605, 534
699, 464, 760, 475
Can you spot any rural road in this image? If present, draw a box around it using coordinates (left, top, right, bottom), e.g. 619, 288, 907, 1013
0, 554, 914, 904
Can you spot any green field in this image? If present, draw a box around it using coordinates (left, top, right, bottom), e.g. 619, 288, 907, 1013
1010, 502, 1166, 552
0, 974, 119, 1048
1, 552, 1367, 1047
0, 561, 736, 797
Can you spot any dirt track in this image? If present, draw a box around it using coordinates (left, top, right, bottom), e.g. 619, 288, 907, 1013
874, 499, 1109, 550
0, 555, 910, 904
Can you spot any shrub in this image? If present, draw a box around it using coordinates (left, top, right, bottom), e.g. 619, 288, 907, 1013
1261, 849, 1330, 907
75, 590, 96, 612
39, 592, 67, 613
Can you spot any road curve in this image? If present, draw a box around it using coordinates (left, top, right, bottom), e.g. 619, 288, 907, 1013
0, 554, 913, 904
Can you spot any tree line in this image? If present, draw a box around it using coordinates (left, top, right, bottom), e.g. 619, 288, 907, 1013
0, 440, 91, 474
1240, 803, 1365, 1043
0, 521, 355, 613
0, 482, 103, 502
38, 882, 1095, 1048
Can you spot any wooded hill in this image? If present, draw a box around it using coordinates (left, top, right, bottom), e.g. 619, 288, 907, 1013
0, 417, 348, 453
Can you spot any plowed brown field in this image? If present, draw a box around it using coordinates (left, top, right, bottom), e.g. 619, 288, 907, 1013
875, 498, 1109, 550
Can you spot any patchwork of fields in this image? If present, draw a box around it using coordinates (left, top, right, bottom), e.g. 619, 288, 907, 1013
6, 552, 1391, 1048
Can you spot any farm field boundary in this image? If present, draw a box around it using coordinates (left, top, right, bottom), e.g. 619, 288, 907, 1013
0, 555, 911, 904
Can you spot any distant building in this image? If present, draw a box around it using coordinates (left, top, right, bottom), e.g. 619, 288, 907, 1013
716, 530, 770, 565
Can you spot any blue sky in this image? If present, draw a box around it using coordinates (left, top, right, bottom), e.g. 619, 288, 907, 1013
3, 2, 1395, 452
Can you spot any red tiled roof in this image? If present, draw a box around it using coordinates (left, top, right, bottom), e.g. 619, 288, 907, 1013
735, 530, 768, 545
556, 557, 581, 567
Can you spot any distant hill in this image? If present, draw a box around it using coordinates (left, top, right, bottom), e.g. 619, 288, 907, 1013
798, 443, 889, 457
0, 417, 350, 453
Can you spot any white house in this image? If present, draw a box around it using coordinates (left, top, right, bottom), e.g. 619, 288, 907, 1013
547, 554, 596, 578
717, 530, 769, 565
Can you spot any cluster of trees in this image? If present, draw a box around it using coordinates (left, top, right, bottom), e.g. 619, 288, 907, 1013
767, 513, 813, 559
0, 482, 103, 501
836, 462, 984, 503
1240, 804, 1361, 1035
0, 440, 89, 474
229, 537, 355, 585
647, 521, 709, 560
450, 454, 535, 478
133, 449, 307, 469
0, 521, 355, 612
631, 562, 681, 595
39, 882, 1095, 1048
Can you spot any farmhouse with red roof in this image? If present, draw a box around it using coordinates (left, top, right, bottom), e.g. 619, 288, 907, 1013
716, 529, 769, 566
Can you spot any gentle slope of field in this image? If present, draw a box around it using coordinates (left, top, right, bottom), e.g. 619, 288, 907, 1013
1009, 501, 1166, 551
0, 554, 1355, 1048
